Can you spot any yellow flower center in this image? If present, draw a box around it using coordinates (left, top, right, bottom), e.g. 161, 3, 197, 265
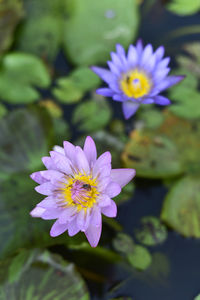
120, 69, 151, 99
60, 173, 99, 211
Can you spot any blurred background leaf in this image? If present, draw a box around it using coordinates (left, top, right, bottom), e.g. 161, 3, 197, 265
0, 53, 50, 103
63, 0, 140, 65
166, 0, 200, 16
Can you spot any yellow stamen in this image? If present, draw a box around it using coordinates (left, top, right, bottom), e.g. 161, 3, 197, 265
120, 69, 151, 98
60, 173, 99, 211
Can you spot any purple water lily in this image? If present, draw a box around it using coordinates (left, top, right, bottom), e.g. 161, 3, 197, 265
92, 40, 184, 119
30, 136, 135, 247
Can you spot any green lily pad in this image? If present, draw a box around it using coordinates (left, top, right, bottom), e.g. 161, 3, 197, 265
135, 216, 168, 246
63, 0, 139, 65
194, 295, 200, 300
166, 0, 200, 15
161, 175, 200, 238
0, 250, 90, 300
0, 53, 50, 104
72, 97, 112, 132
136, 106, 165, 129
113, 233, 152, 271
0, 103, 7, 119
53, 67, 100, 104
0, 107, 53, 180
177, 43, 200, 79
122, 128, 183, 178
122, 111, 200, 178
113, 233, 134, 254
16, 0, 66, 61
127, 245, 152, 271
168, 69, 200, 120
0, 0, 23, 54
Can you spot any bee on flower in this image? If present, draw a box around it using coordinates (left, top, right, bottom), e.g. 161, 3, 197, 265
30, 136, 135, 247
92, 40, 184, 119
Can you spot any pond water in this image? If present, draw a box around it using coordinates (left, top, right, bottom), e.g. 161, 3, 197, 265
0, 0, 200, 299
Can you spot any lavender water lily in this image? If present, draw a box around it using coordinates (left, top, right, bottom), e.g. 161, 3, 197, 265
30, 136, 135, 247
92, 40, 184, 119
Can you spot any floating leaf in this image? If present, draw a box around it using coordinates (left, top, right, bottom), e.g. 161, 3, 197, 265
135, 216, 168, 246
53, 67, 100, 104
0, 107, 53, 181
166, 0, 200, 15
161, 175, 200, 238
122, 111, 200, 178
127, 245, 152, 271
63, 0, 139, 65
0, 103, 7, 119
194, 295, 200, 300
168, 69, 200, 120
0, 250, 90, 300
177, 43, 200, 79
0, 0, 23, 54
72, 98, 112, 132
0, 53, 50, 104
39, 99, 63, 119
16, 0, 65, 61
113, 233, 134, 254
136, 105, 165, 129
113, 233, 152, 271
122, 129, 183, 178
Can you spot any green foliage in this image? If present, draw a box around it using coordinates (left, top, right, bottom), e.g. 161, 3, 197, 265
136, 105, 164, 129
135, 216, 168, 246
122, 111, 200, 178
168, 69, 200, 120
0, 53, 50, 103
63, 0, 139, 65
166, 0, 200, 16
177, 43, 200, 79
0, 107, 53, 181
0, 250, 90, 299
127, 245, 152, 271
0, 0, 23, 54
113, 233, 152, 271
115, 181, 135, 205
194, 295, 200, 300
17, 0, 66, 61
53, 68, 100, 104
0, 103, 7, 119
161, 175, 200, 238
72, 97, 112, 132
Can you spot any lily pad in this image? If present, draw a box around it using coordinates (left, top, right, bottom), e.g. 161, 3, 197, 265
0, 103, 7, 119
72, 97, 112, 132
161, 175, 200, 238
122, 111, 200, 178
0, 107, 53, 181
166, 0, 200, 15
194, 295, 200, 300
0, 53, 50, 103
135, 216, 168, 246
122, 129, 183, 178
0, 249, 90, 300
16, 0, 65, 61
113, 233, 134, 254
63, 0, 139, 65
53, 67, 100, 104
177, 43, 200, 79
127, 245, 152, 271
0, 0, 23, 54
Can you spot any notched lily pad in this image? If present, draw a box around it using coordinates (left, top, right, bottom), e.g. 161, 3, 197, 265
63, 0, 139, 65
166, 0, 200, 15
161, 175, 200, 238
0, 250, 90, 300
53, 67, 100, 104
0, 53, 51, 103
135, 216, 168, 246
